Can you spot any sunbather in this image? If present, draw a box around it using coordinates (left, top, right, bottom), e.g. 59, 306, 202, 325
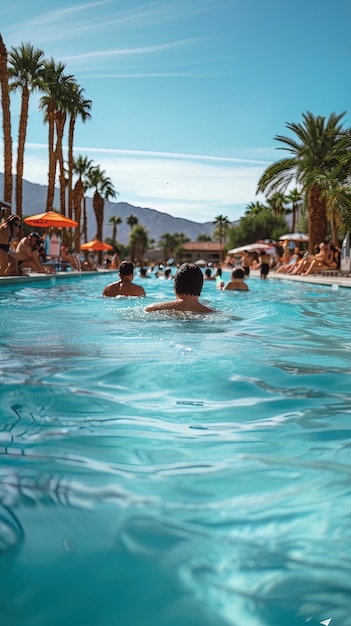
0, 214, 22, 275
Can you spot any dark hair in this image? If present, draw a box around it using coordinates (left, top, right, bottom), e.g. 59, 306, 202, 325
233, 267, 245, 280
119, 261, 134, 277
174, 263, 203, 296
204, 268, 212, 278
29, 232, 41, 240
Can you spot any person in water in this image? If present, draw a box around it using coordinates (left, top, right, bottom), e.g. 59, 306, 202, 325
102, 261, 146, 297
145, 263, 216, 313
222, 267, 249, 291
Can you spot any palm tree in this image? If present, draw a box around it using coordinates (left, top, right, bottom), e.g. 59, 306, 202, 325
158, 232, 175, 262
72, 155, 93, 250
66, 85, 91, 221
39, 58, 74, 212
266, 191, 288, 217
8, 42, 45, 218
286, 187, 303, 233
212, 214, 231, 263
0, 34, 12, 208
87, 165, 117, 242
129, 224, 149, 265
244, 201, 266, 217
127, 214, 138, 231
257, 111, 351, 253
158, 232, 189, 263
109, 215, 122, 243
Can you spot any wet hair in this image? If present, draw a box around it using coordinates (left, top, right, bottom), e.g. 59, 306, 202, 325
232, 267, 245, 280
119, 261, 134, 277
204, 268, 212, 278
174, 263, 203, 296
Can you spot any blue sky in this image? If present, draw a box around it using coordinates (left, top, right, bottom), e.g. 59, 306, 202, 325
1, 0, 351, 223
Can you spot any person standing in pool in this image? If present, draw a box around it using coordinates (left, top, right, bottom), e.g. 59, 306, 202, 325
259, 250, 271, 280
102, 261, 146, 297
145, 263, 216, 313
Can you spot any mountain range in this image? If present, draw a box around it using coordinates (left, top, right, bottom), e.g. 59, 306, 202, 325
0, 174, 228, 246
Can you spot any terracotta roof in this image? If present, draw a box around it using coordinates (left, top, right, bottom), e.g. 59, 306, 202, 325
182, 241, 220, 251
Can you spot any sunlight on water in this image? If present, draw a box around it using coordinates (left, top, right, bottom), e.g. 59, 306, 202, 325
0, 272, 351, 626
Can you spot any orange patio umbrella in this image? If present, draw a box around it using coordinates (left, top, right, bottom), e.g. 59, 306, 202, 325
80, 239, 113, 251
24, 210, 78, 228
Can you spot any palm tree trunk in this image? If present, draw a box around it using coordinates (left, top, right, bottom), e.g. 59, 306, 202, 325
73, 179, 84, 252
67, 116, 75, 221
308, 186, 327, 254
15, 84, 29, 219
55, 111, 66, 216
46, 101, 56, 211
0, 35, 13, 207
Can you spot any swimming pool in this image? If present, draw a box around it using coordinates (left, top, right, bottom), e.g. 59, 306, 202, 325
1, 272, 350, 626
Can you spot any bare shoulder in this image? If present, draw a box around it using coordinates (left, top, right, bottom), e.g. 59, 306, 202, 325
102, 281, 120, 297
103, 281, 145, 297
145, 300, 216, 313
145, 300, 178, 312
131, 284, 146, 296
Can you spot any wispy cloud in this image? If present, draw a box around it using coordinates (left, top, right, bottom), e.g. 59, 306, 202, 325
66, 38, 198, 62
16, 144, 268, 222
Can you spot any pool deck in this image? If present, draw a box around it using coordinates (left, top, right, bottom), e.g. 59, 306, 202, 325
1, 268, 351, 289
0, 269, 118, 286
250, 269, 351, 288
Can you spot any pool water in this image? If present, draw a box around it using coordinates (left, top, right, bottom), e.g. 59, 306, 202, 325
0, 271, 350, 626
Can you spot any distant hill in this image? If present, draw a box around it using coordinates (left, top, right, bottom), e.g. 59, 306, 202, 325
0, 174, 235, 245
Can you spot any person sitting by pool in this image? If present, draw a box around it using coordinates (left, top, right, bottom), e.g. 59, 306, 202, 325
0, 214, 22, 275
222, 267, 249, 291
145, 262, 216, 313
61, 243, 82, 271
102, 261, 146, 297
13, 232, 55, 274
304, 242, 338, 275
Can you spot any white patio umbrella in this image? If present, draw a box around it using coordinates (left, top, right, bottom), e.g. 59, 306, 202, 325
279, 232, 309, 242
227, 243, 268, 254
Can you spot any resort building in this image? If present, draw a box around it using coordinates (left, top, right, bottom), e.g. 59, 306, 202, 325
180, 241, 221, 265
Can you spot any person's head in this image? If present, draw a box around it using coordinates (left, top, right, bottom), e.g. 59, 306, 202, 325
174, 263, 203, 296
119, 261, 134, 278
232, 267, 245, 280
3, 214, 21, 234
140, 267, 147, 277
215, 268, 222, 277
204, 268, 212, 278
28, 232, 42, 249
165, 268, 172, 278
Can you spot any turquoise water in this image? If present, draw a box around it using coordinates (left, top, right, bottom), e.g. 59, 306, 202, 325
0, 271, 350, 626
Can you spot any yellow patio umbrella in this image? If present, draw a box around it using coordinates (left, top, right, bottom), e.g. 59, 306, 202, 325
80, 239, 113, 251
